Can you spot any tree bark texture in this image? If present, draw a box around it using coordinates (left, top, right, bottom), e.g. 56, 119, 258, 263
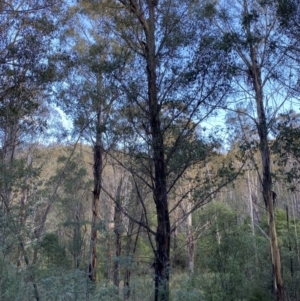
73, 204, 82, 269
124, 207, 143, 300
145, 4, 170, 300
89, 111, 102, 282
186, 194, 195, 276
113, 179, 123, 288
187, 213, 195, 276
249, 46, 284, 301
120, 0, 171, 299
124, 220, 134, 300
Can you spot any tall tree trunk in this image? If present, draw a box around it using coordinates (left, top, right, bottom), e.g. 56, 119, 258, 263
172, 207, 179, 269
206, 164, 221, 245
20, 239, 40, 301
1, 121, 18, 251
74, 203, 82, 269
88, 111, 102, 283
124, 213, 142, 300
247, 170, 255, 236
150, 44, 170, 301
17, 184, 29, 268
247, 170, 258, 266
249, 42, 284, 301
138, 1, 171, 300
18, 152, 34, 268
251, 173, 260, 224
118, 0, 170, 298
238, 1, 284, 297
186, 202, 195, 276
113, 178, 123, 289
124, 219, 134, 301
147, 18, 170, 301
286, 206, 293, 278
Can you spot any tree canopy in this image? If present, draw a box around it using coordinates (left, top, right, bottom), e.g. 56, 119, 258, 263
0, 1, 300, 301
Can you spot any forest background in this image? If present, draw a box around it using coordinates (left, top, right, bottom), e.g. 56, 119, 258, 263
1, 0, 300, 301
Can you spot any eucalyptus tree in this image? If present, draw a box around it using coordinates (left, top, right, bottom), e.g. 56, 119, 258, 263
277, 0, 300, 42
272, 112, 300, 178
0, 0, 65, 216
206, 0, 298, 300
71, 0, 236, 300
57, 9, 126, 284
0, 0, 62, 163
275, 0, 300, 181
55, 153, 91, 270
0, 1, 67, 300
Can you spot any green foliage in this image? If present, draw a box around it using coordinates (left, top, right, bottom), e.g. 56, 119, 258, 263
242, 10, 259, 27
193, 202, 274, 300
247, 287, 272, 301
171, 233, 188, 270
37, 268, 88, 301
40, 233, 68, 267
277, 0, 299, 27
201, 2, 217, 19
1, 0, 300, 300
272, 112, 300, 188
92, 284, 122, 301
0, 255, 20, 301
174, 276, 204, 301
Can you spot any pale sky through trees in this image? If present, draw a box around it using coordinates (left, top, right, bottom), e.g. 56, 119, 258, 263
1, 1, 300, 301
